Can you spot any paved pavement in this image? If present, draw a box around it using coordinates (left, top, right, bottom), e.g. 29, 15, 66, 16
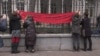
0, 50, 100, 56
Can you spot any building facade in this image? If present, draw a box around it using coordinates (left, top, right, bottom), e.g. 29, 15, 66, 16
0, 0, 99, 33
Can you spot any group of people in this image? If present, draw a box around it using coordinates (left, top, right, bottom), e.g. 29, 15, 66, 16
0, 11, 36, 54
1, 10, 99, 54
72, 11, 92, 51
9, 11, 36, 53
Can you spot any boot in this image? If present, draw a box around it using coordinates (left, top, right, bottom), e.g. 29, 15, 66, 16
11, 43, 17, 53
11, 43, 20, 54
87, 48, 92, 51
14, 42, 20, 53
29, 45, 35, 53
11, 37, 20, 54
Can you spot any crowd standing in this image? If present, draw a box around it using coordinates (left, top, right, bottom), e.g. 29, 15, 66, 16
0, 10, 97, 54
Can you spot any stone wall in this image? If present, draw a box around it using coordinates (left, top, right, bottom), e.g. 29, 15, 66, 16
0, 34, 100, 52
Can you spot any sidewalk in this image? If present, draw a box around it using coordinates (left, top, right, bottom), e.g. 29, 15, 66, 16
0, 50, 100, 56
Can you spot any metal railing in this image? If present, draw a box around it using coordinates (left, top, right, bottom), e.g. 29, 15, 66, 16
0, 0, 99, 34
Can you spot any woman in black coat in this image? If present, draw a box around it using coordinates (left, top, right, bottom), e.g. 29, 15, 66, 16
81, 12, 92, 51
23, 15, 36, 53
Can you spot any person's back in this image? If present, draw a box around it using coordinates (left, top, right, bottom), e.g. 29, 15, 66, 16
9, 11, 21, 54
71, 11, 81, 51
23, 15, 36, 53
72, 14, 81, 34
9, 13, 21, 31
81, 12, 92, 51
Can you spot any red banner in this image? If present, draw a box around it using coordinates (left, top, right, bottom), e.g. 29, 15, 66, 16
19, 11, 75, 24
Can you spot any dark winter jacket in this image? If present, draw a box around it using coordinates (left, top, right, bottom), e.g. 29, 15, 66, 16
23, 17, 36, 46
9, 14, 21, 33
72, 14, 81, 34
81, 17, 92, 36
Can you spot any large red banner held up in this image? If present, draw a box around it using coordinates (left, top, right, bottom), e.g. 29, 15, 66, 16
19, 11, 75, 24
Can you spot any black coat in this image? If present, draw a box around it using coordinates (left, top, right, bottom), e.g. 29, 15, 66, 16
81, 17, 92, 36
9, 14, 21, 33
23, 19, 36, 46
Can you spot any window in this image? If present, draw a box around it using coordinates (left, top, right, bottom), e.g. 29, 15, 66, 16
16, 0, 24, 10
51, 3, 56, 13
63, 4, 67, 13
2, 0, 9, 14
63, 0, 72, 13
41, 3, 47, 13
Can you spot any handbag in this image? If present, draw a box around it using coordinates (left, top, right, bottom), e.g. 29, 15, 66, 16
0, 37, 4, 48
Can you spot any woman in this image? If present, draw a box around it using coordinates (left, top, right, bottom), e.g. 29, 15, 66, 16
81, 12, 92, 51
72, 11, 81, 51
23, 15, 36, 53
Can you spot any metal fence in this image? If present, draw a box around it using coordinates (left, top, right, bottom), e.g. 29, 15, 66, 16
0, 0, 99, 34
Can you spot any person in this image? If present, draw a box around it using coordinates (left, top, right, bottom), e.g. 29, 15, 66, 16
96, 15, 100, 33
9, 11, 21, 53
23, 15, 36, 53
0, 15, 3, 48
72, 11, 81, 51
0, 14, 7, 48
81, 12, 92, 51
